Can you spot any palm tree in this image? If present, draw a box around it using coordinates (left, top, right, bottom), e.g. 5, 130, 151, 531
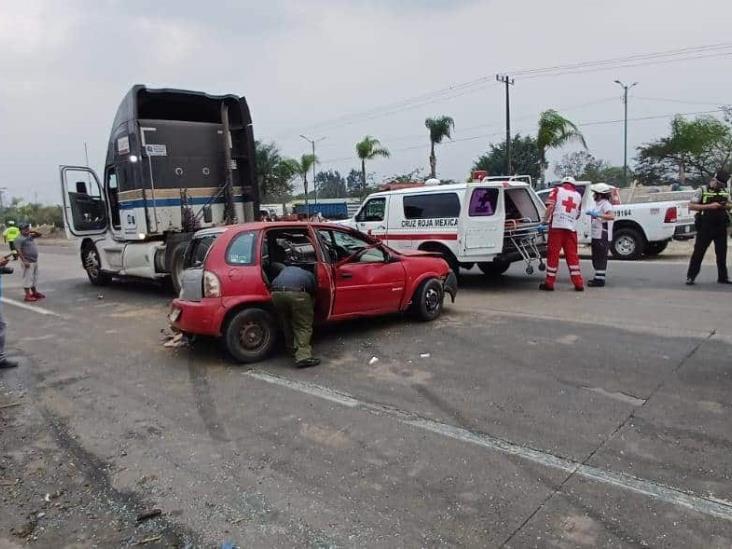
425, 116, 455, 179
289, 154, 318, 199
537, 110, 587, 182
356, 136, 390, 194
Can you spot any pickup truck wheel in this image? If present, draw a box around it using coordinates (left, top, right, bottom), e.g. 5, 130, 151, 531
645, 241, 669, 256
413, 278, 444, 322
611, 228, 645, 260
224, 308, 276, 364
83, 244, 111, 286
478, 260, 511, 276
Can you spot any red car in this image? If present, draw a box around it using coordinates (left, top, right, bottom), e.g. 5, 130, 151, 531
169, 222, 457, 363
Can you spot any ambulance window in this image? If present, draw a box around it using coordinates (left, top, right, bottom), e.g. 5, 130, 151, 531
468, 188, 499, 217
356, 198, 385, 222
403, 193, 460, 219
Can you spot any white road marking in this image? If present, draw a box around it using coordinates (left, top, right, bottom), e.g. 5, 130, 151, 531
1, 297, 62, 317
247, 370, 732, 522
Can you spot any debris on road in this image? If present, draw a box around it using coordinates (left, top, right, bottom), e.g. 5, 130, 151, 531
136, 534, 163, 545
97, 294, 104, 300
0, 401, 22, 410
162, 333, 187, 348
136, 508, 162, 522
419, 353, 431, 359
368, 356, 379, 365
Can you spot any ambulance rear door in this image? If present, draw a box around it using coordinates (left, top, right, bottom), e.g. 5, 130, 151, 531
459, 184, 505, 258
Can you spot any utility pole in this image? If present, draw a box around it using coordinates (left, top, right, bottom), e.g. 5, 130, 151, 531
614, 80, 638, 187
496, 74, 515, 175
300, 134, 326, 215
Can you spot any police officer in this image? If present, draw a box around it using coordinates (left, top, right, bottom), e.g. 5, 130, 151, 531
270, 263, 321, 368
2, 221, 20, 258
686, 169, 731, 285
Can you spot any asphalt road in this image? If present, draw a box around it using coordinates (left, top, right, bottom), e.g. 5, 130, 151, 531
1, 244, 731, 547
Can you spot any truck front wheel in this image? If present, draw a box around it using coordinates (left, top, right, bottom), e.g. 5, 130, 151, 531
611, 228, 646, 260
223, 308, 277, 363
83, 244, 111, 286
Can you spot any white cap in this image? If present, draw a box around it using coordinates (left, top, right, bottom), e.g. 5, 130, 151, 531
560, 176, 577, 185
590, 183, 615, 194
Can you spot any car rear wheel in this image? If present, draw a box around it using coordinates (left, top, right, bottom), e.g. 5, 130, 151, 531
611, 228, 645, 260
413, 278, 444, 322
478, 259, 511, 276
223, 308, 276, 363
83, 243, 111, 286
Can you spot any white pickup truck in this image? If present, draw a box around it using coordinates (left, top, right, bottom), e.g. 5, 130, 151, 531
537, 183, 693, 260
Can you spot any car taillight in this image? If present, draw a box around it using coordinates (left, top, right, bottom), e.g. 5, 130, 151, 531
203, 271, 221, 297
664, 207, 677, 223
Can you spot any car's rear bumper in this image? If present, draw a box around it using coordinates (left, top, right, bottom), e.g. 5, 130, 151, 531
169, 298, 226, 336
674, 222, 696, 240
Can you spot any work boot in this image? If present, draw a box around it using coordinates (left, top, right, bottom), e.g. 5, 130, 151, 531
538, 283, 554, 292
0, 359, 18, 369
296, 357, 321, 369
587, 279, 605, 287
685, 278, 695, 286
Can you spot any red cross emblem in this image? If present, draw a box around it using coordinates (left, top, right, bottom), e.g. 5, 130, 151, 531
561, 196, 578, 213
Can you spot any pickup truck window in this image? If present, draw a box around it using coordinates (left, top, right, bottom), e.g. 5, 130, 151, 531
356, 198, 386, 222
226, 231, 256, 265
403, 193, 460, 219
468, 188, 499, 217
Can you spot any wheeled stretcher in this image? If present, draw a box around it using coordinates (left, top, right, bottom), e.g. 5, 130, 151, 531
503, 218, 546, 275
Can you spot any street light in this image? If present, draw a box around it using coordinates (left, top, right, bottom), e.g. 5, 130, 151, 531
614, 80, 638, 187
300, 134, 326, 215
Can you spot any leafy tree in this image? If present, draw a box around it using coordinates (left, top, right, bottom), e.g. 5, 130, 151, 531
356, 136, 390, 195
425, 116, 455, 179
346, 169, 363, 196
537, 110, 587, 182
635, 114, 732, 186
555, 151, 629, 187
315, 170, 347, 198
255, 140, 297, 201
473, 134, 541, 180
1, 200, 63, 228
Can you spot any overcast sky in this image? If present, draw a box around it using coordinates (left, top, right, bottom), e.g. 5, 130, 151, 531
1, 0, 731, 204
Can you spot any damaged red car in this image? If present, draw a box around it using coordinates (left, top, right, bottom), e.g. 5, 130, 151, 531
169, 222, 457, 363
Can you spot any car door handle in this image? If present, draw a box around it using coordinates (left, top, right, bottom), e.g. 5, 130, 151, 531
339, 271, 353, 279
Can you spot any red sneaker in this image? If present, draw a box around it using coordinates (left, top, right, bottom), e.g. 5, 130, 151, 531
33, 292, 46, 299
24, 295, 38, 302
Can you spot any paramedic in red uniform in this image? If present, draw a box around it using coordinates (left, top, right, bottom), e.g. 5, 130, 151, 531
540, 177, 584, 291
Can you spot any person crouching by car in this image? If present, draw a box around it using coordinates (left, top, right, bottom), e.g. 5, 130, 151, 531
586, 183, 616, 287
15, 223, 45, 302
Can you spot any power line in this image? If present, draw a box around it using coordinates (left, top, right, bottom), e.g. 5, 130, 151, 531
277, 42, 732, 137
634, 96, 732, 107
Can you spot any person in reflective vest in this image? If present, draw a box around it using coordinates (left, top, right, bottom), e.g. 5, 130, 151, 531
540, 177, 584, 291
686, 169, 731, 285
2, 221, 20, 258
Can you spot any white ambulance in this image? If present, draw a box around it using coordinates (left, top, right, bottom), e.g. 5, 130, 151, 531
342, 175, 547, 275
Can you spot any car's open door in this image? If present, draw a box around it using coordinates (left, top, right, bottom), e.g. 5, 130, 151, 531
59, 166, 109, 238
459, 184, 505, 257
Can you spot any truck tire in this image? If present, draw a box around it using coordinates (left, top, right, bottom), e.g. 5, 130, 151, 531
611, 228, 645, 260
412, 278, 444, 322
169, 245, 186, 295
223, 307, 277, 363
82, 243, 111, 286
645, 241, 669, 256
477, 260, 511, 276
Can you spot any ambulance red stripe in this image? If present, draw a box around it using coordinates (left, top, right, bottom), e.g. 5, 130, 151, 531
383, 233, 458, 241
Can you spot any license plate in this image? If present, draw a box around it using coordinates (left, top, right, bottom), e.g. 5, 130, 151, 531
168, 308, 181, 323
